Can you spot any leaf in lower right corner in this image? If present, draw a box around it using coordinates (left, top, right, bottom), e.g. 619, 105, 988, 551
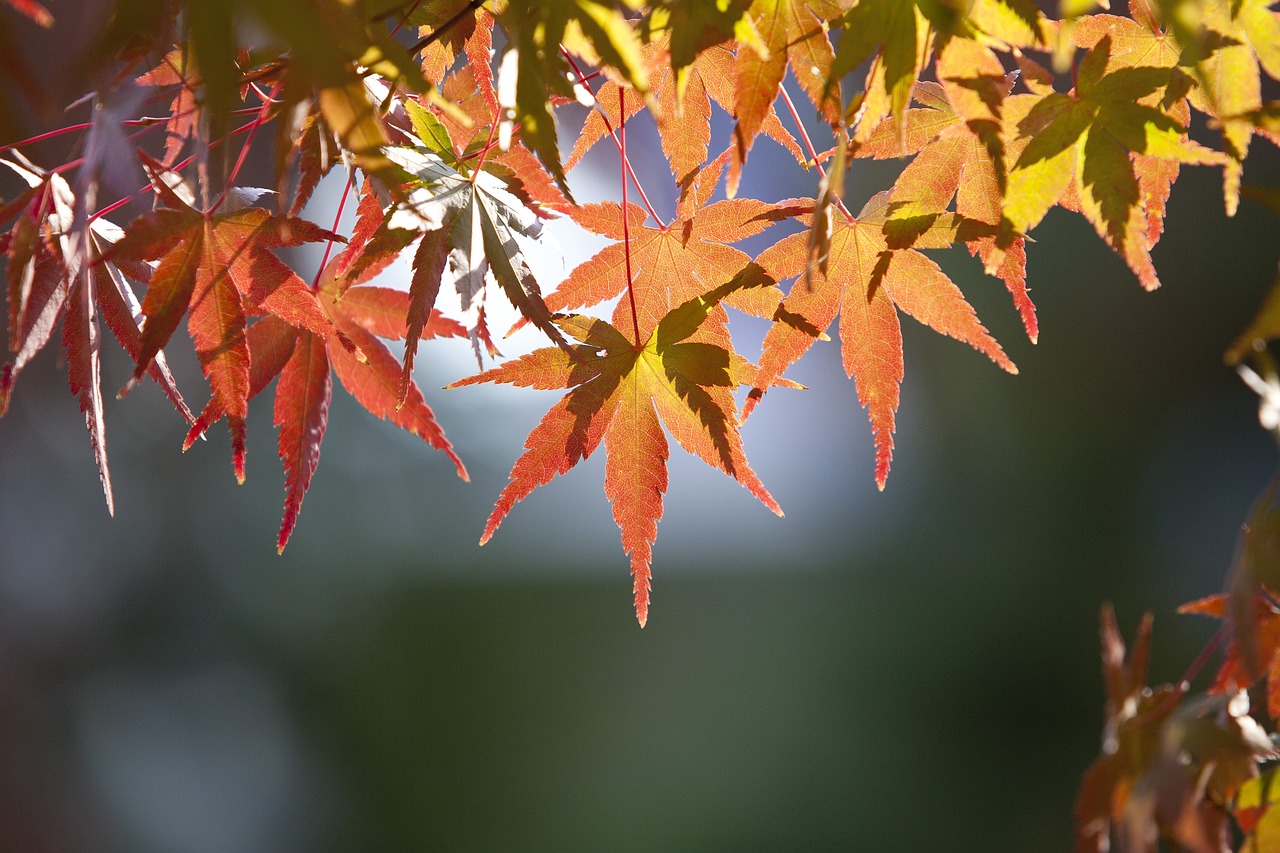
1070, 606, 1267, 853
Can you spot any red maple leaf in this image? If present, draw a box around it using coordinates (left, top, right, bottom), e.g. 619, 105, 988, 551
1, 160, 191, 514
186, 261, 467, 550
106, 154, 353, 465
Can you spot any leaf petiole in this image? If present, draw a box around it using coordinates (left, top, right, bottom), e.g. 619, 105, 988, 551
778, 84, 853, 224
619, 86, 641, 348
559, 47, 666, 228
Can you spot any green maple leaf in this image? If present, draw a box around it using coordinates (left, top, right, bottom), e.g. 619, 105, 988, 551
1169, 0, 1280, 214
831, 0, 1048, 148
344, 139, 568, 385
1003, 35, 1226, 289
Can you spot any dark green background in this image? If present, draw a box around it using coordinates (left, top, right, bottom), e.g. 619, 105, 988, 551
3, 29, 1280, 853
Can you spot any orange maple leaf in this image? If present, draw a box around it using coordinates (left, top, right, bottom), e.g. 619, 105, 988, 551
565, 39, 804, 189
728, 0, 843, 194
749, 192, 1016, 488
450, 282, 781, 627
855, 73, 1039, 342
1181, 590, 1280, 718
543, 156, 790, 335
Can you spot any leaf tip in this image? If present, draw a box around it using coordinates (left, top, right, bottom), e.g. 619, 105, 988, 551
633, 559, 651, 628
740, 388, 763, 423
118, 374, 143, 399
277, 512, 296, 555
182, 415, 212, 451
0, 365, 11, 416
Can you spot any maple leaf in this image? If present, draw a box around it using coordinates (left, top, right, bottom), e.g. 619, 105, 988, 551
105, 154, 349, 465
827, 0, 1049, 150
1072, 3, 1199, 255
727, 0, 843, 195
135, 48, 200, 166
413, 0, 499, 105
493, 0, 650, 196
642, 0, 758, 94
449, 279, 781, 627
277, 100, 341, 217
829, 0, 933, 148
1234, 766, 1280, 849
345, 138, 568, 379
749, 192, 1016, 488
1072, 1, 1182, 72
185, 267, 467, 550
2, 0, 51, 26
1074, 605, 1274, 853
565, 39, 804, 189
1179, 483, 1280, 718
0, 159, 192, 514
1002, 35, 1226, 289
1182, 590, 1280, 717
1171, 0, 1280, 215
406, 75, 573, 219
542, 154, 790, 336
854, 74, 1039, 342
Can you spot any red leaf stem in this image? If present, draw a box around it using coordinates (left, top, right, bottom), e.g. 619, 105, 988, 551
85, 117, 260, 224
211, 80, 283, 214
778, 84, 852, 223
559, 47, 665, 227
388, 0, 425, 37
619, 87, 641, 348
310, 172, 354, 291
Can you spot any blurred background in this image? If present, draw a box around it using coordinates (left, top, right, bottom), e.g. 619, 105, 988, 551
3, 6, 1280, 852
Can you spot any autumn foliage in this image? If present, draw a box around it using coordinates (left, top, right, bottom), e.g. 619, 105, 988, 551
3, 0, 1280, 846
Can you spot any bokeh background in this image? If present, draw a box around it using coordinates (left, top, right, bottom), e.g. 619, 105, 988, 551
3, 7, 1280, 851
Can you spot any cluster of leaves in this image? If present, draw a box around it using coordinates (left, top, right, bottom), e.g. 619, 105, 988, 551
4, 2, 1280, 837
